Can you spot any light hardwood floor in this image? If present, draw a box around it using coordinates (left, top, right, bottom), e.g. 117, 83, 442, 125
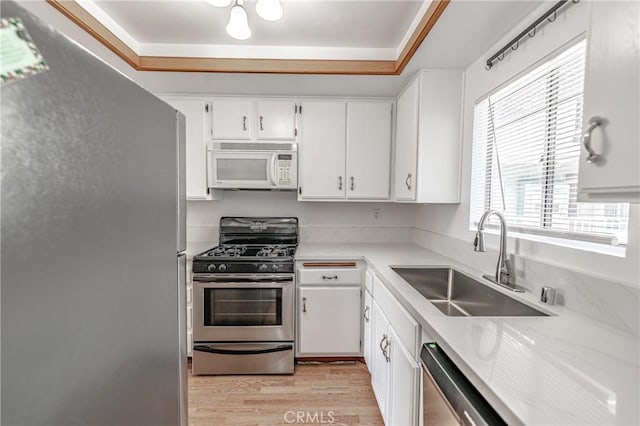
188, 361, 384, 426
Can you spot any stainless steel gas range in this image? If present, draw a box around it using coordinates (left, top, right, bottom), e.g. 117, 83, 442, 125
191, 217, 298, 375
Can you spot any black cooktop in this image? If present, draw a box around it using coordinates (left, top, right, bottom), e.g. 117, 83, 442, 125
192, 217, 299, 275
194, 244, 296, 260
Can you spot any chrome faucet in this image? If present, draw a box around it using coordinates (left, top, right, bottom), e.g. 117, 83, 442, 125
474, 209, 524, 292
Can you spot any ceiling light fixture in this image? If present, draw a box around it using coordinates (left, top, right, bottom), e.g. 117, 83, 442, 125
225, 0, 251, 40
209, 0, 283, 40
256, 0, 283, 22
207, 0, 232, 7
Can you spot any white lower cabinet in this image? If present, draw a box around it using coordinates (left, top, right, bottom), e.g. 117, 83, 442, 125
368, 272, 421, 426
389, 326, 420, 426
296, 262, 363, 357
363, 287, 373, 369
298, 286, 361, 355
371, 299, 391, 421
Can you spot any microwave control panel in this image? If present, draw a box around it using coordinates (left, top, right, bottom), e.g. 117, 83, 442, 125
276, 154, 296, 186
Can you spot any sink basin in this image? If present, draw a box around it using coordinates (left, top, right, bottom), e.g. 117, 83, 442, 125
391, 267, 548, 317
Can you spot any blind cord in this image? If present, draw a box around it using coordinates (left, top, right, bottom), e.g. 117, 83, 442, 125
487, 97, 507, 211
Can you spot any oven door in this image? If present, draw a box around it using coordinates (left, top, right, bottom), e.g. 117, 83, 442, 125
193, 275, 294, 342
207, 150, 276, 189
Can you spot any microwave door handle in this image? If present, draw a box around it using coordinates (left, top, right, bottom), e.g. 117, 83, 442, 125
269, 154, 278, 186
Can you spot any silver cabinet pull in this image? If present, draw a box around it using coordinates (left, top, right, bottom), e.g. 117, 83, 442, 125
583, 116, 603, 163
380, 334, 390, 362
242, 116, 247, 131
259, 115, 264, 131
405, 173, 412, 190
350, 177, 355, 191
322, 275, 338, 280
363, 305, 370, 322
338, 176, 343, 190
302, 297, 307, 313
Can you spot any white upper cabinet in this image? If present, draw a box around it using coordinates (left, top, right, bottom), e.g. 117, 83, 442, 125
394, 79, 420, 201
578, 1, 640, 202
209, 98, 297, 141
346, 101, 392, 199
393, 69, 464, 203
256, 100, 297, 140
299, 99, 393, 201
210, 98, 252, 140
299, 100, 347, 199
160, 97, 210, 200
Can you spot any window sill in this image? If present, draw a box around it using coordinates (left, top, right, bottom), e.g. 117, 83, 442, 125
472, 227, 626, 258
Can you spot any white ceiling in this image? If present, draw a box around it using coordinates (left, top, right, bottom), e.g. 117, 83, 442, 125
88, 0, 430, 60
95, 0, 423, 48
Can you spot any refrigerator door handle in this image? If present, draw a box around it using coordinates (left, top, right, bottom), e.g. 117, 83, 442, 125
193, 344, 293, 355
177, 253, 188, 426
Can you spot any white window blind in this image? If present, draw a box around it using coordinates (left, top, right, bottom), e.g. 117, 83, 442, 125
470, 40, 629, 246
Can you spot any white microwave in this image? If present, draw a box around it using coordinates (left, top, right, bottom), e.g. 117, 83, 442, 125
207, 143, 298, 190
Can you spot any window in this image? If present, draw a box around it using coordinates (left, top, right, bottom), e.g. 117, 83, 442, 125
470, 40, 629, 249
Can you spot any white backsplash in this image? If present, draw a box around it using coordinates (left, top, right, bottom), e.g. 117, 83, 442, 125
413, 227, 640, 336
187, 224, 413, 246
300, 225, 412, 243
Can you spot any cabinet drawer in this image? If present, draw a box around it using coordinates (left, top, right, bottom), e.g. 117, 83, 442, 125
373, 275, 419, 357
297, 267, 361, 286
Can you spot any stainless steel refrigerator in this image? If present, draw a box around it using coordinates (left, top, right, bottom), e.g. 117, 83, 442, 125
1, 2, 187, 425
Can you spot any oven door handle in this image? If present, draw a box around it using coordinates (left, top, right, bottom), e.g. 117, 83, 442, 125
193, 274, 294, 283
193, 344, 293, 355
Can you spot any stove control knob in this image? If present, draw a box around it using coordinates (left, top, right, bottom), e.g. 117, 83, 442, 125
207, 264, 216, 272
258, 264, 268, 272
218, 264, 227, 272
271, 264, 280, 272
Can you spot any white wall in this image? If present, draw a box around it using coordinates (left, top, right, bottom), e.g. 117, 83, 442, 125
187, 192, 416, 243
413, 1, 640, 287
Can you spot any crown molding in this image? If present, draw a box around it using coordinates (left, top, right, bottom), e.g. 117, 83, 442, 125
46, 0, 450, 75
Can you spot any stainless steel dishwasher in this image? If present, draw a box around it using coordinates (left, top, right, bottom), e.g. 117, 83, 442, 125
421, 343, 507, 426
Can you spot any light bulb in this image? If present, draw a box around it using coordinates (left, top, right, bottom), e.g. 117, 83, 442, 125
207, 0, 232, 7
256, 0, 283, 22
226, 3, 251, 40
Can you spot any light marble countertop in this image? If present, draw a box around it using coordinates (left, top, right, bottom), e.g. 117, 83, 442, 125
296, 243, 640, 426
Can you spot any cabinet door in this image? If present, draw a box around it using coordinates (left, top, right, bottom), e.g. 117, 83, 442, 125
346, 101, 392, 199
257, 100, 297, 140
299, 101, 346, 199
371, 299, 391, 422
394, 78, 419, 201
162, 98, 209, 200
211, 99, 252, 140
363, 288, 373, 371
298, 286, 361, 355
389, 327, 419, 426
578, 1, 640, 201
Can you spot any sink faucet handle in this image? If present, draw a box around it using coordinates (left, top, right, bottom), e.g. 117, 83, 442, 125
540, 286, 556, 305
473, 231, 486, 252
501, 257, 511, 274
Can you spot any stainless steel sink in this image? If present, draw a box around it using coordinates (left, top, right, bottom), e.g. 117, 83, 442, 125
391, 267, 548, 317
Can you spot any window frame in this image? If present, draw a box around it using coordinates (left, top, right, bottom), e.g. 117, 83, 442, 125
468, 37, 628, 255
